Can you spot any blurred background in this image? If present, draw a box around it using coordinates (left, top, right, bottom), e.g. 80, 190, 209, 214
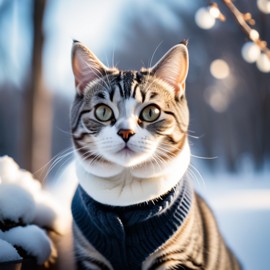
0, 0, 270, 269
0, 0, 269, 178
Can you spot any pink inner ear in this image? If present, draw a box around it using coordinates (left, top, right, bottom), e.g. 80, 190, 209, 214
152, 44, 189, 97
73, 57, 89, 93
72, 45, 106, 94
154, 60, 185, 96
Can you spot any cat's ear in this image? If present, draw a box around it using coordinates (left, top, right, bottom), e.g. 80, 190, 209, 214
151, 42, 189, 98
71, 41, 108, 95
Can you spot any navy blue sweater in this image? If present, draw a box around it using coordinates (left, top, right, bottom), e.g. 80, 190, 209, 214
72, 177, 192, 270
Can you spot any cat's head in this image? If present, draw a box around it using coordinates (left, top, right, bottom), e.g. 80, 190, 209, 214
71, 41, 189, 178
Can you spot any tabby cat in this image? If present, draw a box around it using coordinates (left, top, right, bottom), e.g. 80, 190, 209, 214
70, 40, 242, 270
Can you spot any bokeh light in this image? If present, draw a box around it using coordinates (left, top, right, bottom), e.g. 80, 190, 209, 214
241, 42, 261, 63
210, 59, 230, 79
257, 0, 270, 14
195, 7, 215, 29
256, 53, 270, 73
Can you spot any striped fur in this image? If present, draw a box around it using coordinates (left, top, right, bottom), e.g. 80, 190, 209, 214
142, 194, 241, 270
72, 193, 241, 270
70, 42, 242, 269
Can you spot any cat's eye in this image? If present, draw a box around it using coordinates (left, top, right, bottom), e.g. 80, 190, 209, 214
95, 104, 113, 122
140, 105, 161, 122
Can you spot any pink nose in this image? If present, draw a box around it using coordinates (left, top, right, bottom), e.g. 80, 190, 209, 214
117, 129, 135, 142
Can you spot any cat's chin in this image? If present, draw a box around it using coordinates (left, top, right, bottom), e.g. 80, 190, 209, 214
75, 152, 124, 178
75, 150, 152, 177
102, 149, 154, 169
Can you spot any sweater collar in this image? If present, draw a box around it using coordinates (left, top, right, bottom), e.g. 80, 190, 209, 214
72, 176, 193, 270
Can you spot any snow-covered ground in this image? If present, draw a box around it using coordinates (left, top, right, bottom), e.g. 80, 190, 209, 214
194, 172, 270, 270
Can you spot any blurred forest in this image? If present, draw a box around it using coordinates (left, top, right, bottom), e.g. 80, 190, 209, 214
0, 0, 269, 179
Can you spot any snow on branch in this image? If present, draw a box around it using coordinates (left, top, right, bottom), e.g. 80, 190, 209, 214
0, 156, 69, 266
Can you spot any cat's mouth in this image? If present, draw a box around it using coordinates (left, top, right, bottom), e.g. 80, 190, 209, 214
106, 144, 151, 167
117, 145, 134, 155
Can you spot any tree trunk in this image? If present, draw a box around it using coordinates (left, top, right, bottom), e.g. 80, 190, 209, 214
22, 0, 51, 180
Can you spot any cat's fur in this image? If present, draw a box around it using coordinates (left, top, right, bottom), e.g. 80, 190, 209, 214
70, 41, 242, 270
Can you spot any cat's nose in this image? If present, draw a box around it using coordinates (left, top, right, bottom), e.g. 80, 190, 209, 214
117, 129, 135, 142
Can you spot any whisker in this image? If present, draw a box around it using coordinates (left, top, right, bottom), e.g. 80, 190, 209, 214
56, 127, 73, 137
188, 163, 206, 189
34, 146, 75, 180
38, 143, 97, 183
150, 155, 164, 172
148, 41, 163, 68
191, 154, 218, 160
111, 46, 119, 69
188, 134, 201, 140
84, 62, 111, 90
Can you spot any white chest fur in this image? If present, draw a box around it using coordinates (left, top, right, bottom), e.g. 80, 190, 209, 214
75, 141, 190, 206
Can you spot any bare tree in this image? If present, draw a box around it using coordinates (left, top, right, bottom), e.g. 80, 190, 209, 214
22, 0, 52, 179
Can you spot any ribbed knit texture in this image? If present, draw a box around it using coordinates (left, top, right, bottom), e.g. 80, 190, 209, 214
71, 177, 193, 270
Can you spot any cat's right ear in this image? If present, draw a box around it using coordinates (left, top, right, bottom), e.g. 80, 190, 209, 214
150, 42, 189, 99
71, 41, 108, 95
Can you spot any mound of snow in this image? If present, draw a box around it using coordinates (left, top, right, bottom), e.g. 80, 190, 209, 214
0, 156, 67, 234
0, 156, 42, 198
0, 156, 20, 184
0, 239, 22, 263
0, 156, 66, 265
2, 225, 55, 264
0, 184, 36, 225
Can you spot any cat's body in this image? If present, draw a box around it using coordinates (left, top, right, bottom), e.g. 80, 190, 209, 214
70, 41, 242, 270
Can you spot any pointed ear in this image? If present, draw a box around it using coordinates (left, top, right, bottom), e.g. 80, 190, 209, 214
151, 43, 189, 97
71, 41, 108, 95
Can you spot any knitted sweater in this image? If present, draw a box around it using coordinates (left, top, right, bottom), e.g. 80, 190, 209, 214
71, 177, 192, 270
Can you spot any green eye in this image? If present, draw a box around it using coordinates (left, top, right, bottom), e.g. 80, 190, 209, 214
140, 105, 161, 122
95, 104, 113, 122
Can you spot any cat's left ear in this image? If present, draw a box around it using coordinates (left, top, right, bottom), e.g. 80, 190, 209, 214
151, 42, 189, 98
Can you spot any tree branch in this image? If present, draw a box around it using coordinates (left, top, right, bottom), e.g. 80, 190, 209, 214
221, 0, 270, 59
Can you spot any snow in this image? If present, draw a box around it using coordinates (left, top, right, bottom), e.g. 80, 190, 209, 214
0, 239, 22, 263
194, 172, 270, 270
0, 156, 20, 183
0, 156, 68, 234
0, 184, 36, 224
2, 225, 55, 265
0, 156, 65, 264
0, 156, 42, 196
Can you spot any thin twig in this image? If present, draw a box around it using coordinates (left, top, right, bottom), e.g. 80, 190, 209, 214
221, 0, 270, 59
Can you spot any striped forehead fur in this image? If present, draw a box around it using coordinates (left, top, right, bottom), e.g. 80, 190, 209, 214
82, 70, 178, 103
